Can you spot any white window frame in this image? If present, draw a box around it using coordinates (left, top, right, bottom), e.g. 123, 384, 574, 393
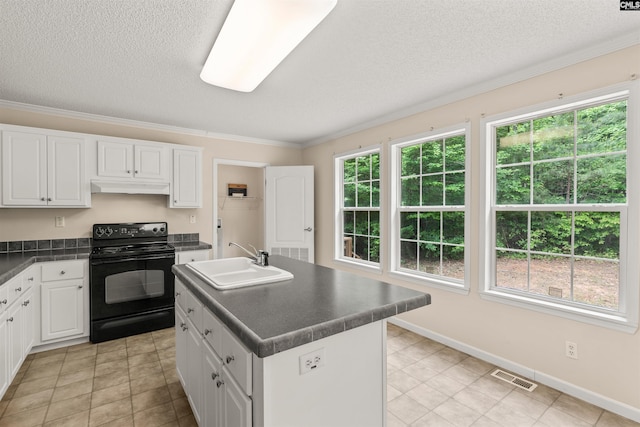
479, 82, 639, 332
389, 123, 471, 294
334, 145, 382, 273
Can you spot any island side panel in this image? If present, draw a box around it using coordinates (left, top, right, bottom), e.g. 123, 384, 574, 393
253, 320, 386, 427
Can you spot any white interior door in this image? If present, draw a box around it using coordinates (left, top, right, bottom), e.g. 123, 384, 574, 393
265, 166, 314, 263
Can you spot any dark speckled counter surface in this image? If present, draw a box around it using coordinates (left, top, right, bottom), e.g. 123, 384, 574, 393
172, 255, 431, 358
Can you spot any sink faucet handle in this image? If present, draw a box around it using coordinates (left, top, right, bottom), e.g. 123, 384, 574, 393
248, 243, 259, 256
258, 250, 269, 266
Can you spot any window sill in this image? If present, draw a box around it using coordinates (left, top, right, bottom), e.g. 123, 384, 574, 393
333, 257, 382, 275
480, 289, 638, 334
389, 270, 469, 295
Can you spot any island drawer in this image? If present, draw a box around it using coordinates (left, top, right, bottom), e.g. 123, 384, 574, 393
41, 260, 84, 281
222, 327, 252, 396
203, 308, 223, 356
185, 290, 203, 331
175, 279, 187, 312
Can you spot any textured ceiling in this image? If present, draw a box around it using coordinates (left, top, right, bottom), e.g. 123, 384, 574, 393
0, 0, 639, 146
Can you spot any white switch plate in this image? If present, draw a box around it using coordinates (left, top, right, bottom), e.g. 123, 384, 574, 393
189, 215, 196, 224
55, 216, 65, 227
299, 348, 325, 375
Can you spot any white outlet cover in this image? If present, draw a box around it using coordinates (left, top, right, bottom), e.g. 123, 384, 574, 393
299, 348, 325, 375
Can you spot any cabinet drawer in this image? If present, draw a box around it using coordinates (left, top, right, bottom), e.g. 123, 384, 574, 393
175, 279, 187, 313
0, 283, 8, 312
222, 327, 252, 396
176, 250, 209, 264
203, 308, 223, 356
185, 291, 203, 332
42, 261, 84, 281
4, 275, 24, 308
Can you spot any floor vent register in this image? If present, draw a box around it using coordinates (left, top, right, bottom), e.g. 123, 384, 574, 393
491, 369, 538, 392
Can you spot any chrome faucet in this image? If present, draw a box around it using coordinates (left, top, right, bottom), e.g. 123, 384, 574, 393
228, 242, 269, 267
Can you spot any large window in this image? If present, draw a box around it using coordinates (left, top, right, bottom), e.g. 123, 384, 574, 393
391, 126, 470, 290
335, 148, 381, 267
482, 85, 638, 330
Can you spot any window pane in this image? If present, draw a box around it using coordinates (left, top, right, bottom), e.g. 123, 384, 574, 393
370, 211, 380, 240
400, 212, 417, 240
442, 212, 464, 244
421, 175, 443, 206
357, 156, 371, 181
419, 242, 440, 275
532, 113, 574, 161
355, 211, 369, 234
422, 140, 443, 174
495, 250, 528, 291
573, 258, 619, 309
357, 182, 371, 207
576, 154, 626, 204
371, 180, 380, 207
445, 172, 465, 205
574, 212, 619, 259
344, 158, 356, 182
371, 153, 380, 180
442, 245, 464, 280
533, 160, 573, 204
419, 212, 440, 242
496, 211, 528, 250
344, 183, 356, 207
400, 241, 417, 269
401, 177, 420, 206
401, 145, 421, 176
343, 211, 354, 233
496, 121, 531, 165
496, 165, 530, 204
577, 101, 627, 155
530, 255, 571, 299
530, 211, 571, 254
354, 235, 369, 260
445, 135, 465, 171
370, 237, 380, 263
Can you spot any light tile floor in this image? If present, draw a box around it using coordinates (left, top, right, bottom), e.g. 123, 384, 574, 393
0, 324, 638, 427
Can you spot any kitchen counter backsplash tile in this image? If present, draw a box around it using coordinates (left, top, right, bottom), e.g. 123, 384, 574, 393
168, 233, 200, 243
0, 238, 92, 253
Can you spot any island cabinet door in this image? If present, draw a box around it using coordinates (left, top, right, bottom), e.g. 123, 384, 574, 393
175, 307, 188, 387
186, 318, 203, 425
221, 369, 251, 427
203, 343, 223, 427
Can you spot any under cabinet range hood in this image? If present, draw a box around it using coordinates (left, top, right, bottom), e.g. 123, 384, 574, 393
90, 180, 170, 195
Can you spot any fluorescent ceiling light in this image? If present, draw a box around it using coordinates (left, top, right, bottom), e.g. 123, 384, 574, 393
200, 0, 337, 92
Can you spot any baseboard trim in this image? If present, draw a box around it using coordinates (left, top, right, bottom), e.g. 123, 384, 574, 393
388, 317, 640, 423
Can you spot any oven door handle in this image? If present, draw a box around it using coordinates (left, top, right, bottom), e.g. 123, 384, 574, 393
91, 254, 175, 265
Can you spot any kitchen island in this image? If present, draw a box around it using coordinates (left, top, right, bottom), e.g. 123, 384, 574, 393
172, 255, 430, 427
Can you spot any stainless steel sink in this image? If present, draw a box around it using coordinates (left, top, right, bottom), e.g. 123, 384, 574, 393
185, 257, 293, 290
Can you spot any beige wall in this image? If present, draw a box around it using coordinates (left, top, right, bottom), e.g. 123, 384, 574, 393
0, 109, 303, 243
302, 45, 640, 413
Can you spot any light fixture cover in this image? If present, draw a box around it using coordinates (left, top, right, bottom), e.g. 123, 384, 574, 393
200, 0, 337, 92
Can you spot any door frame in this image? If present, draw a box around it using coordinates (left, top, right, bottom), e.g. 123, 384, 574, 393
212, 158, 269, 259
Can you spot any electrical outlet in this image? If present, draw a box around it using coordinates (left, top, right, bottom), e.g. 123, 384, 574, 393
566, 341, 578, 359
299, 348, 325, 375
189, 215, 196, 224
55, 216, 65, 227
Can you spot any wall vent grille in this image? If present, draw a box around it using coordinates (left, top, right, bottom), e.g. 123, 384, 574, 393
271, 247, 309, 262
491, 369, 538, 392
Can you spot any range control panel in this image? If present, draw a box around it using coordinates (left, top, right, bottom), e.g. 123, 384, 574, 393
93, 222, 168, 240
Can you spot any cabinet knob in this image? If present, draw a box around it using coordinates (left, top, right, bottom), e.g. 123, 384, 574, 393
78, 285, 83, 289
7, 317, 13, 322
22, 300, 30, 306
216, 379, 224, 388
211, 371, 219, 380
187, 308, 194, 313
47, 198, 52, 202
135, 170, 139, 174
0, 299, 7, 305
27, 277, 34, 282
127, 170, 131, 174
176, 291, 181, 297
41, 197, 45, 201
226, 355, 235, 364
15, 287, 22, 292
204, 329, 211, 335
60, 270, 66, 275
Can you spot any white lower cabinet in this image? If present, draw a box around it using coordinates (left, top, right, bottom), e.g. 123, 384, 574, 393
0, 309, 8, 398
175, 279, 252, 427
3, 272, 34, 382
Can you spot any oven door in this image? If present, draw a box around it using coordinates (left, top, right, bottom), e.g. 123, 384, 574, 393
90, 253, 175, 321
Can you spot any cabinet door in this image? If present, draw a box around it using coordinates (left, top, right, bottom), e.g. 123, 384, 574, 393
47, 136, 87, 206
171, 148, 202, 208
41, 279, 84, 341
175, 307, 188, 387
221, 370, 252, 427
134, 145, 165, 179
1, 131, 47, 206
0, 311, 8, 398
186, 318, 203, 425
7, 300, 23, 379
97, 141, 134, 178
21, 288, 34, 354
203, 343, 223, 427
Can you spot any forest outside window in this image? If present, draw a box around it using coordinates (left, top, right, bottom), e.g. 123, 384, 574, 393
391, 126, 469, 290
335, 148, 381, 267
482, 85, 639, 330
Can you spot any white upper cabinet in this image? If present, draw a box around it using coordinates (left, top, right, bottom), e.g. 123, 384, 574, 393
1, 131, 89, 207
171, 147, 202, 208
97, 140, 167, 180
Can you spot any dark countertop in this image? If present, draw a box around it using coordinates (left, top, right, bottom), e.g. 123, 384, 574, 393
172, 255, 431, 358
0, 241, 212, 286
